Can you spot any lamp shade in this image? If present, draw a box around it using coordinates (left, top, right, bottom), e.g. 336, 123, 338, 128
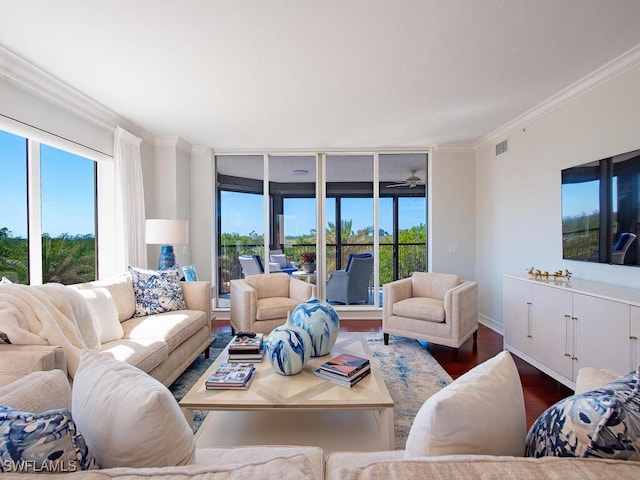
145, 219, 189, 245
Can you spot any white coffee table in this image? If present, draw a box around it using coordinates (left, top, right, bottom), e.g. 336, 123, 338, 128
179, 334, 395, 453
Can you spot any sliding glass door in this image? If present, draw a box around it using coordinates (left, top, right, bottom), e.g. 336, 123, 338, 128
216, 155, 264, 306
325, 155, 375, 305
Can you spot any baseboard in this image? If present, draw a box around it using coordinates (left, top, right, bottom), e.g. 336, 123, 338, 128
479, 314, 503, 336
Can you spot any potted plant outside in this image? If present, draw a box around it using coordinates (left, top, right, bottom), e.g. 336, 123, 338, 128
300, 252, 316, 273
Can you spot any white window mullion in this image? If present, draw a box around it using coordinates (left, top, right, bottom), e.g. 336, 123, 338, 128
373, 153, 380, 307
27, 140, 43, 284
263, 154, 270, 272
317, 153, 326, 300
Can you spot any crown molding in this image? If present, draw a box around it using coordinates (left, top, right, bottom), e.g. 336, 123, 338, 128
191, 145, 215, 155
474, 43, 640, 150
154, 135, 193, 152
0, 44, 155, 144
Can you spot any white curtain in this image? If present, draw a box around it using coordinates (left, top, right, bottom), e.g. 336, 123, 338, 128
113, 126, 147, 270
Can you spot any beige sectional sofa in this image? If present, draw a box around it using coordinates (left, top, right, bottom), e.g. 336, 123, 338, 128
0, 274, 211, 387
2, 369, 639, 479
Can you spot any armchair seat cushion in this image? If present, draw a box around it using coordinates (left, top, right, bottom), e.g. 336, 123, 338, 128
256, 297, 301, 321
393, 297, 445, 323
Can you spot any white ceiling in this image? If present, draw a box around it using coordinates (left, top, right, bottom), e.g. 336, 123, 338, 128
1, 0, 640, 151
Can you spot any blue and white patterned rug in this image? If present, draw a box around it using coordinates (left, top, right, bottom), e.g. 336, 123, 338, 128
170, 332, 452, 449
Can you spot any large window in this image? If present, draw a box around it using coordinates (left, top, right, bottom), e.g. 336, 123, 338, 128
0, 128, 97, 284
214, 151, 428, 309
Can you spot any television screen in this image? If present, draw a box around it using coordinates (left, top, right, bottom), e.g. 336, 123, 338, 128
561, 148, 640, 266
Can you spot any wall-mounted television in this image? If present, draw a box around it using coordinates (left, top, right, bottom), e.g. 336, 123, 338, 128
562, 148, 640, 266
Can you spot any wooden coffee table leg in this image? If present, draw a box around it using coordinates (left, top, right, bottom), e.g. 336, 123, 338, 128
182, 407, 194, 429
374, 407, 395, 450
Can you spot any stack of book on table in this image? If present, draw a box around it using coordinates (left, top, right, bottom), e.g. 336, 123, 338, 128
314, 353, 371, 388
205, 362, 256, 390
228, 332, 265, 362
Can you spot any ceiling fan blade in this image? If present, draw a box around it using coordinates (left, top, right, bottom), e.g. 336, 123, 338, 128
386, 182, 409, 188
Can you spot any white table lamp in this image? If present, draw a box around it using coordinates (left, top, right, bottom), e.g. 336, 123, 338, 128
145, 219, 189, 270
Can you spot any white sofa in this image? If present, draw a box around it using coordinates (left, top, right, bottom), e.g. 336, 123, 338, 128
1, 367, 638, 479
0, 274, 212, 387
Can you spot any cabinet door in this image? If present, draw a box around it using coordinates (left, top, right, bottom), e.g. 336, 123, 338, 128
532, 285, 573, 380
630, 306, 640, 371
573, 294, 630, 378
503, 277, 534, 356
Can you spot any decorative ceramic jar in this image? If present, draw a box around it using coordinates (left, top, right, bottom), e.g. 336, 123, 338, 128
265, 313, 312, 375
290, 297, 340, 357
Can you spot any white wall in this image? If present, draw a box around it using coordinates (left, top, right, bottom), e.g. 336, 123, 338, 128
476, 64, 640, 332
430, 147, 476, 281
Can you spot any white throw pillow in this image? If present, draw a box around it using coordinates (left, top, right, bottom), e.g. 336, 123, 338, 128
71, 350, 195, 468
72, 287, 123, 343
269, 253, 288, 269
404, 350, 526, 458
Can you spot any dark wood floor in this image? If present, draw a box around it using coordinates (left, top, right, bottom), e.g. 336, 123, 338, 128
213, 320, 571, 429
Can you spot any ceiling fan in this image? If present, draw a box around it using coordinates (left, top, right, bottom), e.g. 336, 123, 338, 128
386, 170, 425, 188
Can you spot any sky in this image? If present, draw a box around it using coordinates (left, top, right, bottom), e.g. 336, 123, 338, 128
0, 130, 95, 238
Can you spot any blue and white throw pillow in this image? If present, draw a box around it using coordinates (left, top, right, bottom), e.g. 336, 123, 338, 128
525, 367, 640, 460
128, 266, 186, 317
0, 405, 97, 473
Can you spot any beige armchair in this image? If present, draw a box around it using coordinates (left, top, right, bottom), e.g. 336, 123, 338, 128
382, 272, 478, 356
230, 273, 315, 335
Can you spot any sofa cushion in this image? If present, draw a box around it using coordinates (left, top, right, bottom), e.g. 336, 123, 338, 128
72, 286, 124, 343
256, 297, 300, 321
72, 274, 135, 322
270, 253, 289, 269
120, 310, 206, 353
525, 368, 640, 460
128, 266, 186, 317
71, 349, 195, 469
392, 297, 445, 322
101, 338, 168, 373
0, 405, 97, 472
412, 272, 460, 300
405, 350, 526, 458
0, 370, 71, 413
574, 367, 618, 395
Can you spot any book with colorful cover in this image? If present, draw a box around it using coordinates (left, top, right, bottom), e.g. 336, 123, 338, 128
314, 366, 371, 388
228, 333, 263, 353
319, 353, 370, 378
206, 369, 255, 390
205, 362, 255, 388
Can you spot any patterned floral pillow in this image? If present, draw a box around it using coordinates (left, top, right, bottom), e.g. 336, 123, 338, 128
0, 406, 97, 473
525, 367, 640, 460
128, 266, 186, 317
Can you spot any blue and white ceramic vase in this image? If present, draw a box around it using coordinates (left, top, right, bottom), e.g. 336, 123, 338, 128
265, 313, 312, 376
290, 296, 340, 357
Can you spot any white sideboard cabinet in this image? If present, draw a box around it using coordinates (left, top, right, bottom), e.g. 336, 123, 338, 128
504, 274, 640, 389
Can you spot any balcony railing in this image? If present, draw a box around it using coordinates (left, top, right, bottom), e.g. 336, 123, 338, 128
218, 242, 426, 295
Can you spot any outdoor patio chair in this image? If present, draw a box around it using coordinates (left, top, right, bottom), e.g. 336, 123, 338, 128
326, 253, 374, 305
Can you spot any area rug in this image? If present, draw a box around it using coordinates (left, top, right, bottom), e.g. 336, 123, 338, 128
169, 332, 452, 449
